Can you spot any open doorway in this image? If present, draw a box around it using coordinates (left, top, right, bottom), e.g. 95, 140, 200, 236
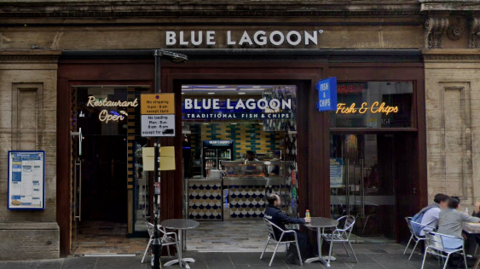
71, 85, 150, 254
181, 84, 298, 252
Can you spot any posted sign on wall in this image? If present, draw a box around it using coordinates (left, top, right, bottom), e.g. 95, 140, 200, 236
316, 77, 337, 112
140, 93, 176, 137
8, 151, 45, 210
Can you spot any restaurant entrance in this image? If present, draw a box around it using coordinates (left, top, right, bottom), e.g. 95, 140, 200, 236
330, 133, 402, 242
70, 85, 150, 254
329, 80, 420, 242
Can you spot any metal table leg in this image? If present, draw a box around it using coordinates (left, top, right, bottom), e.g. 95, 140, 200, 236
305, 227, 333, 267
164, 229, 196, 268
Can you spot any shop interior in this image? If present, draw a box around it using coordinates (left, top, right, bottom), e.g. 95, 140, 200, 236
181, 85, 298, 252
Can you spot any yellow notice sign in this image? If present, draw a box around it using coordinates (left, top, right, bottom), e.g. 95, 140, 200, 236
141, 93, 175, 115
160, 146, 175, 157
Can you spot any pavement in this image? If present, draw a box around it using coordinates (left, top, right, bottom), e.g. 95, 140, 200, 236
0, 243, 456, 269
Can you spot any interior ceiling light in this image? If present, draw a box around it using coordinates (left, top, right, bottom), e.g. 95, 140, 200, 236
208, 92, 215, 95
238, 92, 246, 95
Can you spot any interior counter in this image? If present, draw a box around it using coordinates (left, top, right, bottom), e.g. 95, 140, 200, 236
187, 176, 287, 221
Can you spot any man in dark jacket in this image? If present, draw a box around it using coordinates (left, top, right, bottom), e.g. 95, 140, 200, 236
264, 193, 312, 264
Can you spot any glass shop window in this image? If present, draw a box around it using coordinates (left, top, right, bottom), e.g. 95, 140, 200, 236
330, 82, 414, 128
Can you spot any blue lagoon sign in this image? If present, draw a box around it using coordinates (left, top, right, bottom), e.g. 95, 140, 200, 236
316, 77, 337, 111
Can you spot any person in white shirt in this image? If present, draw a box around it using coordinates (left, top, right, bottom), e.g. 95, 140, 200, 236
419, 193, 450, 236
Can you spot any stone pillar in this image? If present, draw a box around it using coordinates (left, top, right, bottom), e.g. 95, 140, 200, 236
424, 50, 480, 207
0, 50, 61, 260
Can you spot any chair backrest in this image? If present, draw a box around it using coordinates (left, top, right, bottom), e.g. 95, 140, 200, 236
405, 217, 415, 235
336, 215, 356, 238
263, 218, 283, 242
410, 220, 431, 238
145, 221, 167, 238
146, 221, 155, 238
425, 232, 446, 252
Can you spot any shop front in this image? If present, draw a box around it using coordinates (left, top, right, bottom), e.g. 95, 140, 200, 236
55, 47, 426, 255
0, 0, 443, 259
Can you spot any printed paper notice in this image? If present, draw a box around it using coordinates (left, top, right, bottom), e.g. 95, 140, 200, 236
141, 115, 175, 137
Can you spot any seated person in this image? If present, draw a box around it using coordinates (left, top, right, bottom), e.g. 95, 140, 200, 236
264, 193, 312, 264
437, 197, 480, 249
417, 193, 450, 236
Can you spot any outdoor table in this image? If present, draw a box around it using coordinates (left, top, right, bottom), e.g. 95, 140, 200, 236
463, 223, 480, 269
304, 217, 339, 267
161, 219, 200, 268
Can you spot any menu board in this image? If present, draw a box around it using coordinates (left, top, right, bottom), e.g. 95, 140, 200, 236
8, 151, 45, 210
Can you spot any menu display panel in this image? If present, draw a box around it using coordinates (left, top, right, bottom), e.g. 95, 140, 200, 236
8, 151, 45, 210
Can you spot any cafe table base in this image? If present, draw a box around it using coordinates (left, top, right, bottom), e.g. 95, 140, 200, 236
164, 258, 195, 269
304, 226, 336, 267
161, 219, 200, 269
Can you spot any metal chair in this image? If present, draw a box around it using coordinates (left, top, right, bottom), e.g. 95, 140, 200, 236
403, 217, 434, 260
260, 218, 303, 267
321, 215, 358, 265
141, 221, 180, 263
421, 232, 467, 269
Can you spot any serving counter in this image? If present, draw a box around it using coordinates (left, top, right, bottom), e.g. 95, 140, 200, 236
187, 161, 292, 220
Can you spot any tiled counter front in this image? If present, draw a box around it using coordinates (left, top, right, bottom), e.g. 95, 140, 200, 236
188, 179, 223, 220
228, 185, 266, 219
228, 184, 290, 219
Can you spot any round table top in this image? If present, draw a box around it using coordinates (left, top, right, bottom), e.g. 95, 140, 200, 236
161, 219, 200, 230
304, 217, 338, 228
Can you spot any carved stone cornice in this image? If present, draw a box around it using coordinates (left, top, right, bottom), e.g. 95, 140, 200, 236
420, 0, 480, 12
425, 12, 450, 49
0, 50, 62, 63
0, 1, 421, 18
423, 49, 480, 62
469, 15, 480, 48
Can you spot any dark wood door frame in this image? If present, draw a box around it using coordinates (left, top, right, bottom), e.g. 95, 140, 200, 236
57, 59, 155, 256
328, 63, 427, 241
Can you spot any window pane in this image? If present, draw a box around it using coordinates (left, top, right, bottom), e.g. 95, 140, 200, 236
331, 82, 413, 128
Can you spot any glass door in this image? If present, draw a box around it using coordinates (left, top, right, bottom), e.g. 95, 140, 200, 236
330, 134, 396, 242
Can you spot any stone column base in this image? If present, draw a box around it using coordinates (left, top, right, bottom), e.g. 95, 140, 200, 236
0, 222, 60, 260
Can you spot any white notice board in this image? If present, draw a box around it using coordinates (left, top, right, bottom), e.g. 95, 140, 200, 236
8, 151, 45, 210
141, 114, 176, 137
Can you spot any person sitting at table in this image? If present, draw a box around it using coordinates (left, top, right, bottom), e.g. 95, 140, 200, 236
416, 193, 450, 236
264, 193, 312, 264
465, 200, 480, 252
437, 197, 480, 249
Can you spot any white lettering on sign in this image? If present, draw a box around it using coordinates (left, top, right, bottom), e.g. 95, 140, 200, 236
165, 30, 322, 47
184, 98, 291, 111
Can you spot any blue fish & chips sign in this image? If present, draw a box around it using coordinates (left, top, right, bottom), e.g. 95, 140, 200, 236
316, 77, 337, 112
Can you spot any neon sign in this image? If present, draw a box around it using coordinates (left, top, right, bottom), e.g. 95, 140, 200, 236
86, 96, 137, 124
336, 102, 398, 115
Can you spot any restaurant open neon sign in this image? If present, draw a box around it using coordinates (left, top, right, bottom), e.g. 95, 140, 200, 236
86, 96, 139, 124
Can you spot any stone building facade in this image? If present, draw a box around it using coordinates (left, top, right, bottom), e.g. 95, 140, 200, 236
0, 0, 478, 260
